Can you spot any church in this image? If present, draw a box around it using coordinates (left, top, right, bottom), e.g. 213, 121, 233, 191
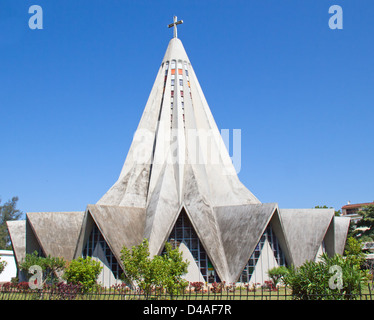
7, 17, 350, 287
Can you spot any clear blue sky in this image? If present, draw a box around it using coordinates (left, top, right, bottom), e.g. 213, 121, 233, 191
1, 0, 373, 216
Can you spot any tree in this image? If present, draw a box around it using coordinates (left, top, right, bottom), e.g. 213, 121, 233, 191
314, 205, 341, 216
267, 266, 288, 288
0, 196, 23, 250
158, 242, 190, 298
120, 238, 189, 299
355, 204, 374, 241
344, 237, 366, 268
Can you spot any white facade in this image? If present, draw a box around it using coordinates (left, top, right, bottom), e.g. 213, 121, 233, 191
0, 250, 17, 283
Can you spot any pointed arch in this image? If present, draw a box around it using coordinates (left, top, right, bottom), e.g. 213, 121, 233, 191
162, 207, 220, 283
238, 224, 287, 284
82, 220, 124, 287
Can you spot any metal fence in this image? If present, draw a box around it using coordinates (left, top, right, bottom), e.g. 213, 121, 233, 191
1, 283, 373, 301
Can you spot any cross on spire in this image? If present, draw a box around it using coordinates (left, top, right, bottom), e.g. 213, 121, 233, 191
168, 16, 183, 38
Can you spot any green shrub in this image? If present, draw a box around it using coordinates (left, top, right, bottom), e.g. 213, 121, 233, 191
0, 257, 7, 275
283, 253, 367, 300
63, 257, 102, 292
18, 251, 66, 286
120, 239, 189, 299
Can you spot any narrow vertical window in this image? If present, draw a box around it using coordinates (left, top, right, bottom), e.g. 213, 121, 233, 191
171, 60, 176, 75
165, 61, 169, 75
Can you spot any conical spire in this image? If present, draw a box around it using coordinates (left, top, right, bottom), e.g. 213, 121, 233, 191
162, 38, 189, 63
98, 34, 260, 208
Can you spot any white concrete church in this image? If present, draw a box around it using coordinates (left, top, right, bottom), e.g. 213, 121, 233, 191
7, 17, 350, 287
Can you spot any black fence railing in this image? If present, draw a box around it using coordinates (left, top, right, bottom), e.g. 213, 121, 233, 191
0, 282, 373, 301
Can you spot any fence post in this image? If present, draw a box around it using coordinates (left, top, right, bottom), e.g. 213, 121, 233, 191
277, 285, 279, 300
368, 283, 372, 300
